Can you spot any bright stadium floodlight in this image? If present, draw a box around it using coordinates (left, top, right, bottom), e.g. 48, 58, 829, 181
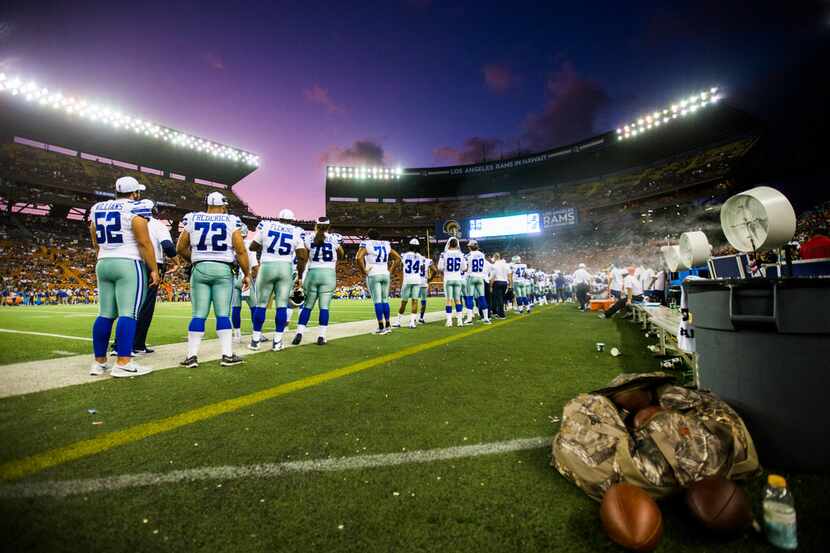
616, 86, 722, 141
0, 71, 260, 167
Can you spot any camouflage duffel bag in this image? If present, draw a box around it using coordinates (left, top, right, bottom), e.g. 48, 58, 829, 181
551, 372, 760, 501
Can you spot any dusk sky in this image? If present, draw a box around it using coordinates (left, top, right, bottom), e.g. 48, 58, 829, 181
2, 1, 827, 218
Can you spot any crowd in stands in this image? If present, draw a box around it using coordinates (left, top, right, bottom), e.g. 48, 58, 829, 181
326, 137, 757, 226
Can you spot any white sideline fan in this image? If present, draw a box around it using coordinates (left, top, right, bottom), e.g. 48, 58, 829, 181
661, 245, 687, 272
678, 231, 712, 267
720, 186, 796, 252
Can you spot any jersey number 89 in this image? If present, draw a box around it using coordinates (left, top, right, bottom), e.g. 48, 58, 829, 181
471, 258, 484, 272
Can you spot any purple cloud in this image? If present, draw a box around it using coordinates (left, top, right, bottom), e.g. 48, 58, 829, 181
433, 137, 503, 165
304, 84, 345, 114
483, 63, 515, 94
320, 139, 385, 166
522, 61, 609, 151
204, 52, 225, 71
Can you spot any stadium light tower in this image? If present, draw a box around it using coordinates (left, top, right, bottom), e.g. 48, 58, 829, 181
616, 87, 721, 141
0, 71, 260, 167
326, 164, 402, 180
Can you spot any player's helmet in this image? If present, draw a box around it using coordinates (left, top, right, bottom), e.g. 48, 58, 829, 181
290, 288, 305, 307
512, 255, 521, 263
278, 209, 295, 221
240, 223, 249, 237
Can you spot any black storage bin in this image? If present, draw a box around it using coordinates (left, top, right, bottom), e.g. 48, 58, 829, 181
685, 278, 830, 471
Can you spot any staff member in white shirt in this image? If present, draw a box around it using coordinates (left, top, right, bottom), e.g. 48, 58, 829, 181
609, 264, 625, 299
111, 205, 176, 355
602, 266, 645, 318
488, 252, 512, 319
572, 263, 593, 311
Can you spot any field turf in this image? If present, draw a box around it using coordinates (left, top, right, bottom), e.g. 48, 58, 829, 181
0, 304, 827, 552
0, 298, 447, 365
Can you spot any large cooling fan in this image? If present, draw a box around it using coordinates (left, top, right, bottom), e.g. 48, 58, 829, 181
678, 231, 712, 268
660, 245, 686, 272
720, 186, 796, 252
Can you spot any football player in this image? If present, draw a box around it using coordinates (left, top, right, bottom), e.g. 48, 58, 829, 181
438, 237, 467, 327
511, 256, 528, 313
356, 229, 401, 334
249, 209, 308, 351
292, 217, 344, 346
465, 240, 491, 324
395, 238, 423, 328
89, 176, 159, 377
231, 224, 259, 343
418, 253, 434, 324
177, 192, 250, 367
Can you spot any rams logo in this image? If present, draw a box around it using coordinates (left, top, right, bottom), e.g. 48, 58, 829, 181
443, 219, 461, 238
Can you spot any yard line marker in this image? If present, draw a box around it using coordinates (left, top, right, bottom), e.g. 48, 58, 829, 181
0, 329, 92, 342
0, 436, 549, 498
0, 309, 544, 481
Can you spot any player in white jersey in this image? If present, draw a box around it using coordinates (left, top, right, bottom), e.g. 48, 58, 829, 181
230, 224, 260, 343
395, 238, 424, 328
465, 240, 491, 324
437, 237, 468, 326
418, 255, 434, 324
177, 192, 251, 367
356, 229, 401, 334
249, 209, 308, 351
88, 176, 159, 378
292, 217, 345, 346
510, 256, 529, 313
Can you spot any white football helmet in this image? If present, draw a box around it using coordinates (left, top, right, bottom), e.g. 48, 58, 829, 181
278, 208, 295, 221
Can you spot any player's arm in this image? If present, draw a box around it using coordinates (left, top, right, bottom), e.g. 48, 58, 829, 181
132, 217, 160, 287
249, 240, 262, 253
355, 247, 369, 276
176, 231, 192, 263
232, 229, 251, 290
336, 245, 346, 259
295, 248, 309, 287
437, 254, 445, 272
389, 249, 402, 273
88, 220, 99, 255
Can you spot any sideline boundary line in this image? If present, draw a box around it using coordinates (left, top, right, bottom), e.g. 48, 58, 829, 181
0, 328, 93, 341
0, 309, 545, 481
0, 436, 549, 498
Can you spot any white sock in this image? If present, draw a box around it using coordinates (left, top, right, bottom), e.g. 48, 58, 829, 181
274, 331, 283, 344
483, 308, 489, 320
446, 314, 452, 323
296, 324, 306, 335
319, 325, 328, 339
217, 329, 233, 357
187, 331, 204, 358
233, 328, 241, 339
286, 308, 294, 322
456, 312, 464, 324
397, 314, 402, 325
252, 330, 262, 341
410, 313, 417, 325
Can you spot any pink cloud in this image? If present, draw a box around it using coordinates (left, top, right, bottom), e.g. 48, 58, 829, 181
304, 84, 345, 114
433, 137, 503, 165
319, 139, 385, 166
483, 64, 515, 94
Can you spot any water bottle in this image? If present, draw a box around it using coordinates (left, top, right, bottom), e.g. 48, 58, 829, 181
763, 474, 798, 550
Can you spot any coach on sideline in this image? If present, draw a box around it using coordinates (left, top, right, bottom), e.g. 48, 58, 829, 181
112, 205, 176, 355
572, 263, 592, 311
489, 253, 511, 319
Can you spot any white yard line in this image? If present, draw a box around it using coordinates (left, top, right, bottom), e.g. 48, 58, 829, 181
0, 436, 550, 499
0, 329, 92, 341
0, 311, 448, 399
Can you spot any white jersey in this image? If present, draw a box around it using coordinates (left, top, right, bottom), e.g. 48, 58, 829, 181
182, 211, 243, 264
466, 251, 488, 278
360, 239, 392, 276
91, 198, 154, 261
439, 249, 467, 282
254, 220, 305, 263
419, 258, 432, 287
244, 238, 258, 270
610, 267, 626, 292
511, 263, 528, 284
401, 251, 423, 285
148, 217, 173, 264
304, 232, 341, 269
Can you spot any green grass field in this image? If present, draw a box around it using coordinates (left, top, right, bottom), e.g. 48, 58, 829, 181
0, 305, 826, 552
0, 298, 447, 365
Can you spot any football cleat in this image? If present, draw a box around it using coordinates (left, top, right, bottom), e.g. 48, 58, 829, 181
111, 362, 153, 378
392, 321, 401, 328
418, 318, 426, 324
373, 328, 385, 335
445, 319, 453, 327
316, 336, 327, 346
133, 347, 154, 355
272, 340, 284, 352
381, 327, 392, 335
482, 319, 492, 324
408, 322, 417, 329
247, 339, 260, 351
180, 356, 199, 368
89, 362, 110, 376
292, 333, 303, 346
220, 354, 244, 367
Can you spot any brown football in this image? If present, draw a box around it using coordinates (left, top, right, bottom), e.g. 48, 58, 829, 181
600, 483, 663, 552
611, 388, 653, 412
686, 477, 753, 532
633, 405, 666, 428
